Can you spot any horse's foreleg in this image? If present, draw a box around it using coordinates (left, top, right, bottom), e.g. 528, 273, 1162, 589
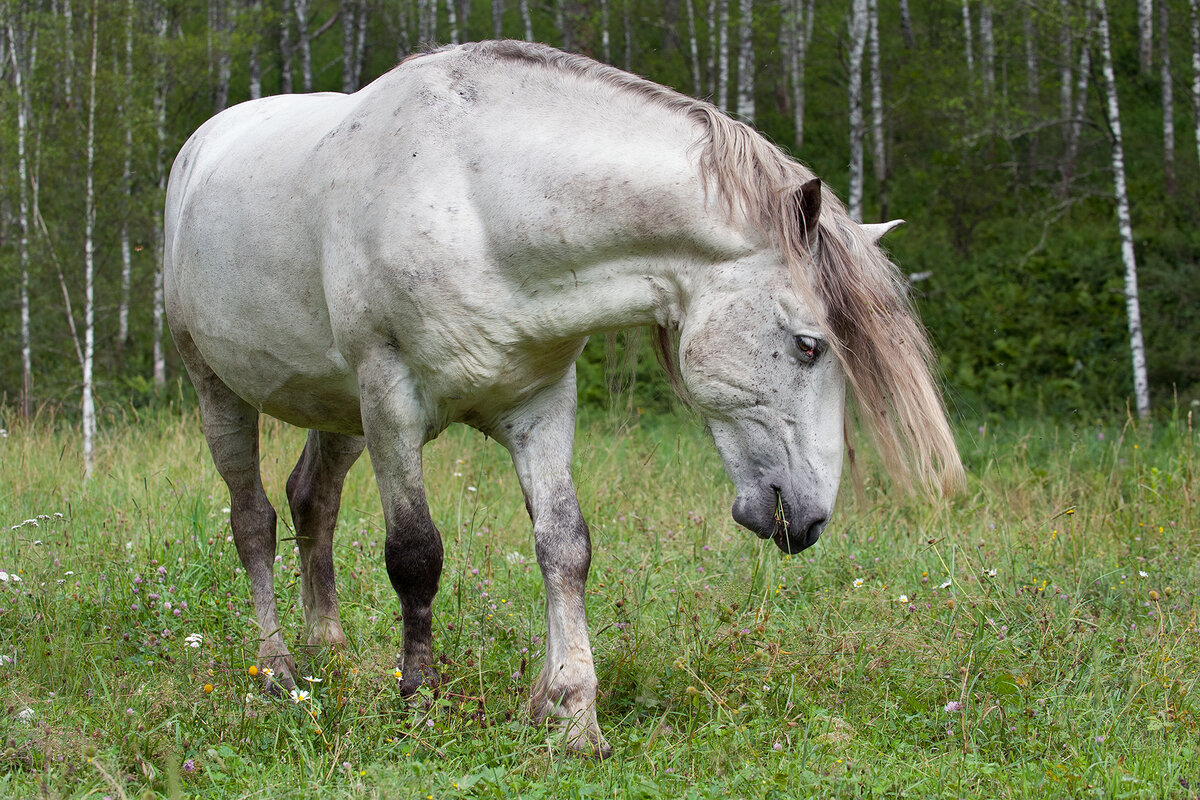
498, 371, 611, 758
358, 362, 444, 695
287, 430, 365, 648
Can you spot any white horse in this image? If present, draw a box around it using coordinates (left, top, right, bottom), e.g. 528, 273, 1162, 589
164, 40, 962, 756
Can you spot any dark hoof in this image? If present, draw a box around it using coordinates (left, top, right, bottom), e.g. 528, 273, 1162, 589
399, 665, 442, 696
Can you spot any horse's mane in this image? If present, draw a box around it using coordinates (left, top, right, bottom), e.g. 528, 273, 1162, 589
420, 41, 964, 495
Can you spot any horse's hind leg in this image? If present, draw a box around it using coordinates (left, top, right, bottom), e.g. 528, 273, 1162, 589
286, 430, 365, 648
175, 334, 295, 689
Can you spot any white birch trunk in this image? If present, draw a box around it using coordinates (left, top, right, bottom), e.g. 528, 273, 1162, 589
1192, 0, 1200, 169
980, 2, 995, 98
789, 0, 813, 150
520, 0, 532, 41
685, 0, 700, 94
342, 0, 356, 92
448, 0, 459, 45
868, 0, 886, 218
1138, 0, 1153, 74
1097, 0, 1151, 419
249, 0, 263, 99
603, 0, 613, 64
1060, 0, 1072, 127
717, 0, 730, 110
1160, 0, 1176, 195
64, 0, 74, 104
898, 0, 914, 47
707, 0, 717, 96
848, 0, 868, 221
295, 0, 312, 90
83, 0, 99, 478
1063, 13, 1093, 190
961, 0, 974, 76
212, 0, 233, 112
623, 0, 632, 69
493, 0, 504, 38
1024, 3, 1038, 102
354, 1, 367, 82
119, 0, 133, 346
736, 0, 754, 123
153, 0, 169, 388
555, 0, 568, 50
6, 17, 33, 417
280, 0, 293, 94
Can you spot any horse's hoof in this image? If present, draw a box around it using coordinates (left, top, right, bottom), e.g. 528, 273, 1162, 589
398, 665, 442, 696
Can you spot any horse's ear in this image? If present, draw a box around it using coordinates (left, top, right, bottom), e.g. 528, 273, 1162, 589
793, 178, 822, 243
861, 219, 906, 242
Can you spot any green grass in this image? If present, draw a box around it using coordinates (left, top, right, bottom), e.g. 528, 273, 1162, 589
0, 405, 1197, 798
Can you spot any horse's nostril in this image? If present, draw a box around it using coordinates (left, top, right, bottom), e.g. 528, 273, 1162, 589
804, 517, 827, 546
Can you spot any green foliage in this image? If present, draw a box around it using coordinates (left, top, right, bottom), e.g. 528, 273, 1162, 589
0, 0, 1198, 419
0, 411, 1197, 797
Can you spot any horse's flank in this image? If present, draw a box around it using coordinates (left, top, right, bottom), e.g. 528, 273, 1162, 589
425, 40, 963, 495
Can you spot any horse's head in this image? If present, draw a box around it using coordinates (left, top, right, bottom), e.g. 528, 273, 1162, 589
679, 179, 902, 555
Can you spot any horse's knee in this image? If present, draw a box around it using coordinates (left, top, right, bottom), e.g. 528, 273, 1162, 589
384, 505, 444, 604
534, 505, 591, 585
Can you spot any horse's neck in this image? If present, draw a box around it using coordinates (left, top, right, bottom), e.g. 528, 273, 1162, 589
471, 120, 758, 340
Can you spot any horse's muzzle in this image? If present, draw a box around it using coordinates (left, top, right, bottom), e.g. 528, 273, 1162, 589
731, 489, 828, 554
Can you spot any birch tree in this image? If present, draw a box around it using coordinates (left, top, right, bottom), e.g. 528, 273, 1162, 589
153, 0, 169, 388
868, 0, 887, 218
685, 0, 700, 95
1096, 0, 1151, 418
295, 0, 313, 89
1192, 0, 1200, 168
717, 0, 729, 110
979, 2, 994, 98
1060, 0, 1073, 129
1024, 3, 1038, 102
602, 0, 612, 63
213, 0, 232, 110
848, 0, 868, 221
1062, 9, 1093, 192
1138, 0, 1153, 74
447, 0, 459, 45
118, 0, 134, 348
82, 0, 99, 477
787, 0, 814, 149
343, 0, 358, 92
1160, 0, 1175, 195
519, 0, 532, 42
280, 0, 293, 94
735, 0, 754, 122
899, 0, 914, 47
247, 0, 261, 100
6, 13, 35, 417
493, 0, 503, 38
961, 0, 974, 76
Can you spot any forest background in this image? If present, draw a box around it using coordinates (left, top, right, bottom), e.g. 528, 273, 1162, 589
1, 0, 1198, 428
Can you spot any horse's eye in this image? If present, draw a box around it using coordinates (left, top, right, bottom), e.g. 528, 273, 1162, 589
794, 335, 821, 363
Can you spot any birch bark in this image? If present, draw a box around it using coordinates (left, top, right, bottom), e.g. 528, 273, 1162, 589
1060, 0, 1072, 128
1096, 0, 1151, 419
603, 0, 612, 63
520, 0, 532, 41
119, 0, 133, 347
961, 0, 974, 76
249, 0, 262, 99
898, 0, 914, 47
153, 0, 168, 387
1138, 0, 1153, 74
685, 0, 700, 94
717, 0, 729, 110
1160, 0, 1175, 195
295, 0, 312, 90
788, 0, 813, 150
83, 0, 99, 477
6, 15, 34, 416
1024, 3, 1038, 102
448, 0, 459, 45
1062, 10, 1093, 192
493, 0, 504, 38
280, 0, 293, 94
213, 0, 232, 111
849, 0, 868, 221
736, 0, 755, 122
1192, 0, 1200, 168
342, 0, 356, 92
868, 0, 887, 219
980, 2, 995, 98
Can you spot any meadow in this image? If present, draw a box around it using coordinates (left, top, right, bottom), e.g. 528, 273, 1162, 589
0, 403, 1197, 799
